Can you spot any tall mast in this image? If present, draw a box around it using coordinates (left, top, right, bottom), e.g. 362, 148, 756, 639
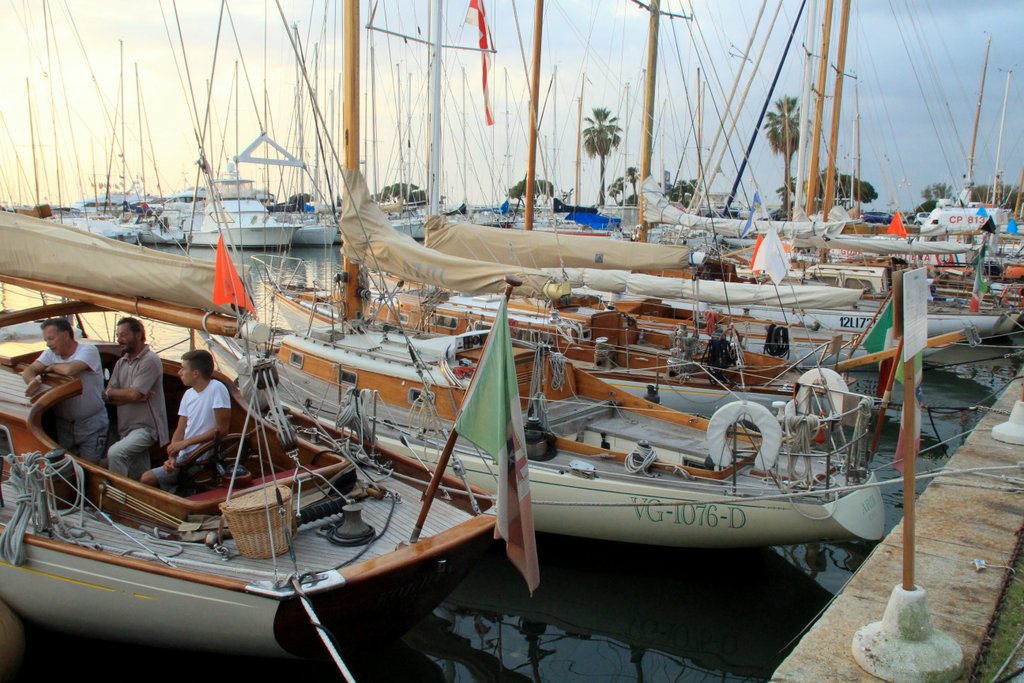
637, 0, 660, 242
136, 63, 145, 199
991, 68, 1012, 204
803, 0, 834, 217
793, 0, 818, 218
26, 79, 40, 207
967, 35, 991, 187
342, 0, 362, 320
428, 0, 444, 215
523, 0, 544, 231
574, 77, 584, 206
821, 0, 850, 218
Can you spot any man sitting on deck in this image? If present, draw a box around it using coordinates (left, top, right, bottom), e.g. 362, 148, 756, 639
22, 317, 108, 462
141, 349, 230, 492
103, 317, 169, 479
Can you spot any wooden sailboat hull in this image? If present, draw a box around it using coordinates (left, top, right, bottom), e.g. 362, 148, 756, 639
213, 333, 884, 549
0, 328, 495, 660
0, 515, 493, 659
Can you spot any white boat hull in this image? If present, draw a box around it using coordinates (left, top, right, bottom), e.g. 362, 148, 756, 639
384, 433, 884, 548
189, 225, 297, 248
0, 539, 286, 657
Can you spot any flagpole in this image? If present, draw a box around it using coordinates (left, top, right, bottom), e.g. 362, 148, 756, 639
410, 275, 522, 543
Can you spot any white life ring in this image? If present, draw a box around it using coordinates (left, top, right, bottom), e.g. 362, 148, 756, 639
795, 367, 849, 415
706, 400, 783, 470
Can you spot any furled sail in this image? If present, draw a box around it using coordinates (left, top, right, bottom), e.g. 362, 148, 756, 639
424, 217, 693, 270
547, 268, 863, 308
642, 178, 850, 238
794, 235, 978, 256
0, 211, 237, 316
340, 169, 556, 297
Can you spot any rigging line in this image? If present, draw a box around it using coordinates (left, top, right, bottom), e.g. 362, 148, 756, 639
271, 2, 464, 406
882, 0, 959, 185
687, 0, 767, 208
223, 2, 266, 134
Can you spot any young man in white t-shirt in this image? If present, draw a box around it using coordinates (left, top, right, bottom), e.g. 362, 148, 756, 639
141, 349, 231, 491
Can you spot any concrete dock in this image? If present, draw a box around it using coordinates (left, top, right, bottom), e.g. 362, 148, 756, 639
774, 378, 1024, 681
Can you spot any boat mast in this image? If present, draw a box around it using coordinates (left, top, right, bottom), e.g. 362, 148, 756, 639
967, 35, 991, 188
428, 0, 443, 215
26, 79, 41, 208
523, 0, 543, 231
342, 0, 362, 320
637, 0, 660, 242
821, 0, 851, 218
803, 0, 834, 217
574, 78, 584, 208
793, 0, 818, 218
990, 68, 1012, 205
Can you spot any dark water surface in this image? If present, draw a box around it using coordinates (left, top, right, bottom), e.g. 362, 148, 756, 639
6, 247, 1020, 682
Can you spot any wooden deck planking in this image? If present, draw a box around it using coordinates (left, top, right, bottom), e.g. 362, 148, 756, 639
0, 472, 476, 585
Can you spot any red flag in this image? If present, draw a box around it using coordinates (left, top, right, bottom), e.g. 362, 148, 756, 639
886, 211, 907, 238
213, 235, 255, 313
466, 0, 494, 126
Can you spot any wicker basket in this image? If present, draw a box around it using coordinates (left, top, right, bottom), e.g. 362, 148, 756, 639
219, 484, 295, 559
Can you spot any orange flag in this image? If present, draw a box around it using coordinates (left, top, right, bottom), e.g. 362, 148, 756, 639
749, 232, 765, 266
886, 211, 907, 238
213, 235, 256, 313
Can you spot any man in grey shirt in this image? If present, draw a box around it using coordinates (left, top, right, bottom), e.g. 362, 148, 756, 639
103, 317, 168, 479
23, 318, 108, 462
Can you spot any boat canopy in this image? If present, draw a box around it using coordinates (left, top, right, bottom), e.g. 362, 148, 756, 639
340, 169, 557, 298
425, 217, 692, 270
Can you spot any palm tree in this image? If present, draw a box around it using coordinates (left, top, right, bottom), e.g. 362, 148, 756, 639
763, 96, 800, 217
608, 177, 624, 205
582, 107, 622, 206
624, 166, 639, 206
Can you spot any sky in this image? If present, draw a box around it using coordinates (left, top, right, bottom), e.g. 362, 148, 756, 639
0, 0, 1021, 214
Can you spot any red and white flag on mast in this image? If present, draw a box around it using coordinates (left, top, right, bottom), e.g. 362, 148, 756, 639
466, 0, 494, 126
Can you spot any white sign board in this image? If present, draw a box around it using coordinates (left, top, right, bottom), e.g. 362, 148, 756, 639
903, 267, 928, 360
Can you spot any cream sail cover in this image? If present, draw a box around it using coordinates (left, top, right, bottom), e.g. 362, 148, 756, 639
548, 268, 864, 307
340, 169, 555, 297
425, 217, 692, 270
0, 211, 236, 314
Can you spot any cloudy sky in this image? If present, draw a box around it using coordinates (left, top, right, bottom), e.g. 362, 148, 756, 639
0, 0, 1020, 213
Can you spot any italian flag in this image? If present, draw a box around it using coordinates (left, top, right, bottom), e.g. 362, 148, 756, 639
969, 242, 988, 313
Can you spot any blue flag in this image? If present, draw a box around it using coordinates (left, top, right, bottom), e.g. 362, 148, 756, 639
741, 191, 762, 238
977, 205, 989, 217
1008, 218, 1018, 235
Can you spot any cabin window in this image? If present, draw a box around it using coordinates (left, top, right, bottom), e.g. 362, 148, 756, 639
0, 425, 12, 458
434, 315, 458, 330
339, 369, 357, 386
289, 351, 304, 368
398, 313, 409, 324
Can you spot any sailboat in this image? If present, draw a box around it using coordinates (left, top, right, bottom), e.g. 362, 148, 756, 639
0, 212, 495, 660
215, 164, 885, 549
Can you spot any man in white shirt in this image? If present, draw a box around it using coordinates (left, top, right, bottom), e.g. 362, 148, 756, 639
23, 318, 108, 462
141, 349, 231, 492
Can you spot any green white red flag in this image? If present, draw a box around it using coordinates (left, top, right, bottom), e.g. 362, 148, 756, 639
454, 296, 539, 593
